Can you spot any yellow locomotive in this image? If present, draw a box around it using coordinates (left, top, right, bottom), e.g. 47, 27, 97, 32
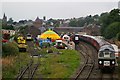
17, 36, 27, 52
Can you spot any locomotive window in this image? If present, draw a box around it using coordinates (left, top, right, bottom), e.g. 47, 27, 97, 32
104, 52, 110, 58
99, 52, 104, 57
110, 52, 115, 57
27, 35, 31, 37
75, 37, 79, 40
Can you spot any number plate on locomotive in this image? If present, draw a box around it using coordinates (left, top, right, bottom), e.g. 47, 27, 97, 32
104, 61, 110, 66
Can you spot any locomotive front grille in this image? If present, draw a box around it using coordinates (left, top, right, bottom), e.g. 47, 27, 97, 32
104, 61, 110, 66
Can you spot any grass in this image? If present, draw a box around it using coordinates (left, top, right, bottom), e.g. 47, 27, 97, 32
2, 46, 81, 78
35, 48, 80, 78
2, 52, 31, 78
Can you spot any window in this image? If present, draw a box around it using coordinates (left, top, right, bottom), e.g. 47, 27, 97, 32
75, 37, 79, 40
27, 34, 31, 37
104, 52, 110, 58
110, 52, 115, 57
99, 52, 104, 57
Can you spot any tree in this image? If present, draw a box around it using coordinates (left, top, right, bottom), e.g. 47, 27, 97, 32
116, 32, 120, 41
93, 14, 99, 19
77, 19, 86, 27
99, 12, 109, 36
7, 18, 14, 24
104, 22, 120, 39
108, 9, 120, 23
69, 19, 77, 27
84, 15, 94, 25
100, 9, 120, 37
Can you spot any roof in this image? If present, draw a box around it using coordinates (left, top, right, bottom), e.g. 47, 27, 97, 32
35, 17, 42, 22
82, 35, 110, 46
99, 44, 115, 52
39, 29, 60, 40
111, 44, 118, 52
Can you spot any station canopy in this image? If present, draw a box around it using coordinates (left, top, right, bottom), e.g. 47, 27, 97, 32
39, 29, 60, 40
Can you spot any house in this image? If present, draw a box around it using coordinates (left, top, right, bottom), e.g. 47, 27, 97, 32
33, 17, 43, 28
2, 29, 15, 39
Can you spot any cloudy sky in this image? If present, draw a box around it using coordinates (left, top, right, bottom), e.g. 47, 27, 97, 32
1, 0, 119, 21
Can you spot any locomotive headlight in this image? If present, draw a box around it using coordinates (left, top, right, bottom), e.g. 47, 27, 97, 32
99, 61, 102, 64
112, 61, 115, 64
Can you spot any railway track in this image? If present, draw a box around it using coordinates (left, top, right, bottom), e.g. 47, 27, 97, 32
99, 68, 118, 80
74, 42, 95, 80
75, 41, 118, 80
29, 62, 40, 80
100, 72, 113, 80
17, 60, 33, 79
17, 41, 40, 79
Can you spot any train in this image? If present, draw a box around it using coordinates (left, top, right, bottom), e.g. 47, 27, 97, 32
17, 36, 27, 52
73, 34, 118, 71
26, 33, 33, 41
72, 34, 80, 44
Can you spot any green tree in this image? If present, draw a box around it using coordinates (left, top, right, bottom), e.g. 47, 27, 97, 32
104, 22, 120, 39
2, 25, 14, 30
77, 18, 86, 27
116, 32, 120, 41
69, 19, 77, 27
108, 9, 120, 23
100, 9, 120, 37
7, 18, 14, 24
99, 12, 109, 36
84, 15, 94, 25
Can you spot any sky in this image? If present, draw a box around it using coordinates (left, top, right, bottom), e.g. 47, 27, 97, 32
1, 0, 120, 21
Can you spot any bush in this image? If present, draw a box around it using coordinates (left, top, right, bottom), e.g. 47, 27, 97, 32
2, 42, 19, 57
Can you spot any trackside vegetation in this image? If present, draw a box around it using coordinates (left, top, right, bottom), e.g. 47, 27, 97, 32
35, 48, 80, 78
2, 52, 31, 78
2, 45, 81, 78
2, 42, 19, 57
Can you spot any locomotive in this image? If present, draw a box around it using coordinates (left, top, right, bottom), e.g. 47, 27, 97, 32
73, 34, 118, 71
17, 36, 27, 52
98, 44, 116, 71
72, 34, 80, 44
26, 33, 33, 41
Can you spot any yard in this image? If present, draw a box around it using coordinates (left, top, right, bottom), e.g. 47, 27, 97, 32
2, 46, 81, 79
